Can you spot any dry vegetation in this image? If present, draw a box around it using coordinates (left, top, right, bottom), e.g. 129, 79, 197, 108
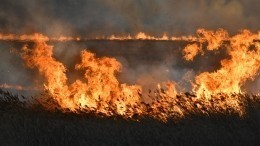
1, 88, 260, 145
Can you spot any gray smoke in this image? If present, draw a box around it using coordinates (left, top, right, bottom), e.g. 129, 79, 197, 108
0, 0, 259, 36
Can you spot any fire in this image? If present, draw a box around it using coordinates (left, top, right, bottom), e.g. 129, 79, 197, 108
20, 38, 182, 119
0, 33, 50, 42
0, 28, 259, 121
0, 33, 80, 42
21, 39, 143, 116
183, 29, 260, 98
106, 32, 198, 41
183, 43, 203, 61
0, 83, 39, 91
0, 32, 198, 42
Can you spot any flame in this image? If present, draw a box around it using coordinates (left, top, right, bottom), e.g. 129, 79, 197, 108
106, 32, 198, 41
183, 43, 203, 61
20, 38, 187, 120
0, 33, 49, 42
0, 32, 198, 42
21, 39, 144, 116
183, 29, 260, 98
0, 83, 39, 91
1, 28, 259, 121
0, 33, 80, 42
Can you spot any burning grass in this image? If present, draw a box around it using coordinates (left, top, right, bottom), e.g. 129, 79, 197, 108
1, 88, 259, 122
1, 88, 260, 145
0, 28, 259, 122
37, 92, 260, 122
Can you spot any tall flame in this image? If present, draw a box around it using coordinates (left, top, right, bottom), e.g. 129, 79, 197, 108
1, 28, 259, 121
183, 29, 260, 98
21, 39, 144, 116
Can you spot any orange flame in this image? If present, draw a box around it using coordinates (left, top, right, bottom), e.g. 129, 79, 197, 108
0, 32, 198, 42
183, 29, 260, 98
1, 28, 258, 121
0, 83, 39, 91
21, 39, 144, 116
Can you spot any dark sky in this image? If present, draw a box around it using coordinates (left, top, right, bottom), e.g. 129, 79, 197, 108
0, 0, 259, 37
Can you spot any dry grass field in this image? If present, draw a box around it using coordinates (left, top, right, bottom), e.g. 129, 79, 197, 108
0, 89, 260, 145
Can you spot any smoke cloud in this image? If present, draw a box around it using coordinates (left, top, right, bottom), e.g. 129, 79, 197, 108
0, 0, 259, 36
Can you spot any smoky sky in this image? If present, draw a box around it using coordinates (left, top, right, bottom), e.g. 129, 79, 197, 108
0, 0, 259, 36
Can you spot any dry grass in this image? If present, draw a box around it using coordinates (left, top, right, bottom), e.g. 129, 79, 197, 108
0, 88, 260, 145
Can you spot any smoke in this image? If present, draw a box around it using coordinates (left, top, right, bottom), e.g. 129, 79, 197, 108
0, 0, 259, 36
0, 42, 39, 96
